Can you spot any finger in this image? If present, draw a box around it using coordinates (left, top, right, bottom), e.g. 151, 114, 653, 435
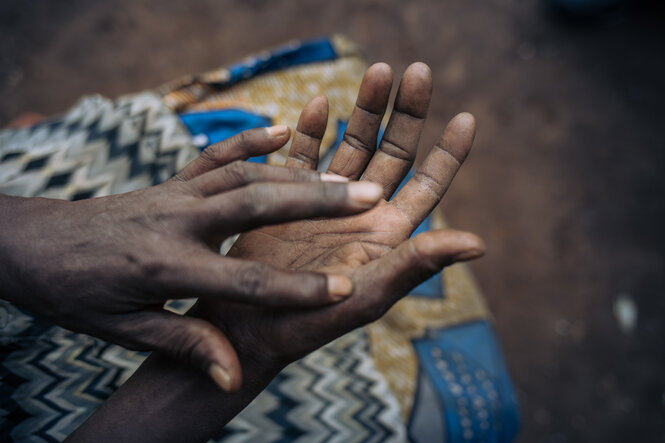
390, 112, 476, 229
196, 181, 383, 234
159, 253, 355, 307
285, 96, 328, 170
187, 161, 346, 197
290, 229, 485, 340
118, 310, 242, 392
354, 229, 485, 319
362, 62, 432, 199
326, 63, 393, 179
173, 126, 291, 182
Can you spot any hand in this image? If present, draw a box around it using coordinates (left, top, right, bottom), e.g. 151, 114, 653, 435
195, 62, 484, 384
0, 127, 385, 388
66, 62, 485, 443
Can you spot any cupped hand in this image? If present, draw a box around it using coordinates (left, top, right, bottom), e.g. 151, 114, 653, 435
194, 62, 485, 383
0, 127, 385, 390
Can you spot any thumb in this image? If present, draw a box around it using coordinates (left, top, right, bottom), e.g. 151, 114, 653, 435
354, 229, 485, 320
120, 310, 242, 392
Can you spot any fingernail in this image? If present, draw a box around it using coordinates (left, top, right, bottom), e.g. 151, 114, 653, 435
209, 364, 232, 391
266, 124, 288, 136
453, 248, 484, 262
320, 173, 349, 183
348, 182, 383, 205
327, 275, 353, 300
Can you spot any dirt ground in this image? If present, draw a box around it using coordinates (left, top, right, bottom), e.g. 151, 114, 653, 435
1, 0, 664, 441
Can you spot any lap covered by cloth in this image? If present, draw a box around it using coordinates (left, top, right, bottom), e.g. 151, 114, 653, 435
0, 36, 520, 443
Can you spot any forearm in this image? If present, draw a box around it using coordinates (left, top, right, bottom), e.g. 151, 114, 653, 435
67, 350, 284, 443
0, 194, 47, 305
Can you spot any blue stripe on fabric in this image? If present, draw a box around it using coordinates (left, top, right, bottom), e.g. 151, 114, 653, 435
330, 120, 348, 156
179, 37, 340, 162
411, 321, 520, 443
179, 108, 272, 163
225, 38, 337, 86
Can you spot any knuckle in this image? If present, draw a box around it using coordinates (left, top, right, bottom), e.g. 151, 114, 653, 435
291, 149, 317, 166
171, 321, 216, 369
288, 166, 311, 182
226, 159, 245, 173
410, 240, 441, 274
380, 138, 413, 161
224, 160, 249, 184
200, 142, 223, 164
317, 182, 331, 200
236, 263, 271, 298
138, 257, 171, 281
234, 130, 251, 149
317, 182, 342, 203
242, 183, 271, 217
343, 132, 373, 154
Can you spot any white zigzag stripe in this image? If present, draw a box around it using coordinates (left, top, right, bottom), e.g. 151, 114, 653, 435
0, 91, 197, 200
218, 329, 406, 443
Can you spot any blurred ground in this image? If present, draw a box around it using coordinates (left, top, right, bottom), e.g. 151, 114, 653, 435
1, 0, 664, 441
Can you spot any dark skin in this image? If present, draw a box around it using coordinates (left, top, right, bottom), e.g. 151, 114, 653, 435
67, 62, 484, 443
0, 127, 389, 390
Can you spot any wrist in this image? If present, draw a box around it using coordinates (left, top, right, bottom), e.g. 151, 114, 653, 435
0, 195, 73, 316
69, 350, 285, 443
0, 195, 34, 304
234, 345, 286, 391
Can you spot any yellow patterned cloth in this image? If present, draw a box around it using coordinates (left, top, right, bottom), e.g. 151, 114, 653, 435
368, 212, 491, 421
159, 35, 366, 165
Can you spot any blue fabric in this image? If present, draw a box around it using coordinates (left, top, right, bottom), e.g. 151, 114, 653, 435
179, 37, 340, 162
179, 109, 272, 163
223, 38, 337, 86
412, 321, 520, 443
329, 120, 348, 159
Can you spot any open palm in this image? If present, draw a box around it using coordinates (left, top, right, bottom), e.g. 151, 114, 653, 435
197, 62, 482, 377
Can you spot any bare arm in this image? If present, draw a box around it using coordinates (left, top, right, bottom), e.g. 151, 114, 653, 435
0, 128, 382, 391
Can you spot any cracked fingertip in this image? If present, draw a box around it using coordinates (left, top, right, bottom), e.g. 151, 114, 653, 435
308, 95, 329, 107
452, 112, 476, 131
407, 61, 432, 77
368, 62, 393, 77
